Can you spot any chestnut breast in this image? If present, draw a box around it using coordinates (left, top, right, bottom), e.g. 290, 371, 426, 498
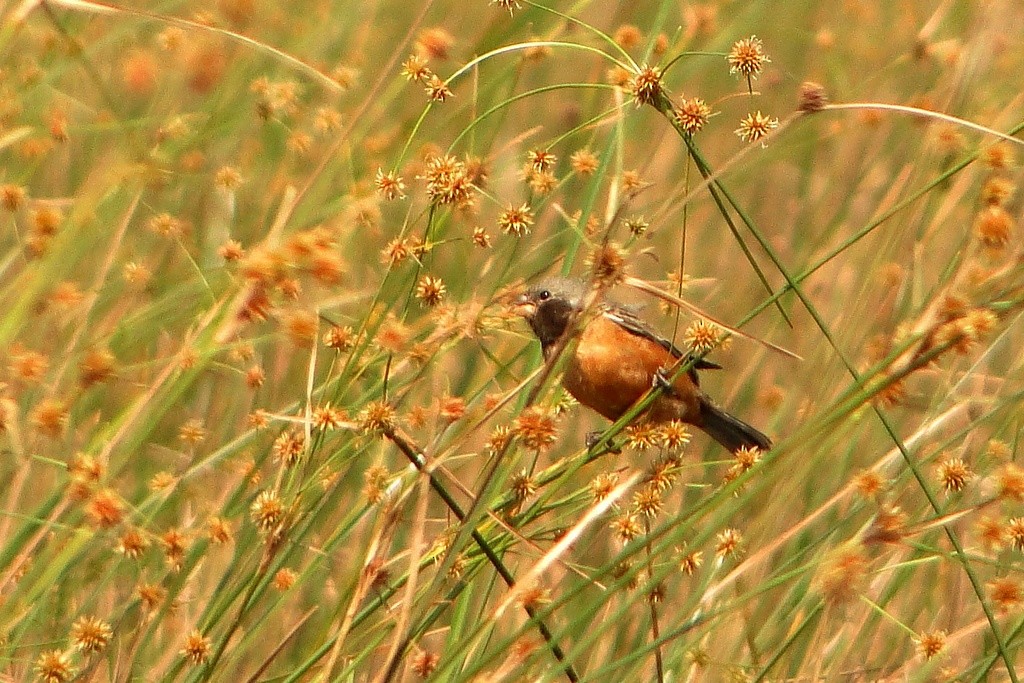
560, 314, 702, 424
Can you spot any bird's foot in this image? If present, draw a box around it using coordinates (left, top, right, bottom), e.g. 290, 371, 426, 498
586, 430, 622, 453
652, 368, 678, 396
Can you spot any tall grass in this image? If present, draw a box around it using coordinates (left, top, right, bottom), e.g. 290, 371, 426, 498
1, 0, 1023, 681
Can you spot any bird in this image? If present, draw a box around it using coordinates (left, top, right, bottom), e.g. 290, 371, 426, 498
513, 277, 772, 453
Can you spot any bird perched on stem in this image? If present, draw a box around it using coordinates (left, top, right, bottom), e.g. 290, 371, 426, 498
513, 277, 772, 453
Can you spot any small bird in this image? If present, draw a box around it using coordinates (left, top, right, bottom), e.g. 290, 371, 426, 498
513, 277, 772, 453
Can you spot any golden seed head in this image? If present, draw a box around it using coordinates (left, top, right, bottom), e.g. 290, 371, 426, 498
570, 149, 599, 175
401, 54, 431, 83
79, 347, 116, 388
71, 616, 112, 654
32, 206, 62, 236
421, 154, 475, 207
313, 404, 347, 430
485, 424, 512, 454
728, 35, 770, 78
528, 169, 557, 195
976, 515, 1006, 552
115, 528, 149, 558
438, 396, 466, 422
137, 582, 167, 610
416, 274, 447, 307
986, 439, 1012, 460
415, 27, 454, 60
1007, 517, 1024, 552
591, 471, 620, 502
996, 462, 1024, 502
149, 471, 176, 491
178, 418, 206, 445
87, 488, 125, 529
864, 504, 907, 545
527, 149, 557, 173
611, 513, 643, 543
214, 165, 243, 190
588, 242, 627, 287
679, 549, 704, 575
375, 168, 406, 200
244, 365, 265, 389
11, 348, 49, 383
148, 212, 184, 237
272, 429, 305, 466
359, 400, 397, 434
513, 406, 558, 451
411, 649, 441, 678
272, 567, 298, 590
282, 310, 318, 347
646, 456, 681, 492
181, 629, 211, 665
629, 64, 664, 107
983, 144, 1014, 169
498, 203, 534, 237
625, 215, 649, 236
472, 226, 491, 248
251, 490, 284, 531
160, 528, 188, 569
35, 649, 76, 683
974, 204, 1013, 249
735, 111, 779, 144
362, 465, 391, 504
815, 545, 867, 606
0, 183, 26, 211
614, 24, 643, 49
988, 576, 1023, 613
714, 527, 743, 558
606, 65, 631, 88
632, 485, 664, 518
915, 630, 947, 660
425, 75, 453, 102
207, 516, 233, 545
684, 318, 721, 354
981, 176, 1015, 206
509, 471, 536, 501
936, 456, 972, 493
31, 398, 68, 437
323, 324, 356, 351
674, 97, 711, 134
657, 420, 692, 450
874, 376, 906, 407
624, 422, 658, 450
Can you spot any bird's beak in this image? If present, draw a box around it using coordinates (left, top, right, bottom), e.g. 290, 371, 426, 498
510, 292, 536, 319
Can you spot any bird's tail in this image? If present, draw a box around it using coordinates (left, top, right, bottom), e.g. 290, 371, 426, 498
699, 399, 772, 453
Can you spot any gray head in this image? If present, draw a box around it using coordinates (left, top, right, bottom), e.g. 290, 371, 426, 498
512, 277, 589, 350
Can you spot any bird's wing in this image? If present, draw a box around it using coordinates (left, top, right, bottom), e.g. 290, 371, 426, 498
601, 306, 722, 379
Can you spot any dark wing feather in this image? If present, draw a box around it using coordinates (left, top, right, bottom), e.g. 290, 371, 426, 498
602, 306, 721, 383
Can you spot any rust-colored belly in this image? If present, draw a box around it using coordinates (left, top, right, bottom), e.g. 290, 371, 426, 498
562, 316, 701, 424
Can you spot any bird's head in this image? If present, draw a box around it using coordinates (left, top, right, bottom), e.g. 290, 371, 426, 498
511, 277, 588, 349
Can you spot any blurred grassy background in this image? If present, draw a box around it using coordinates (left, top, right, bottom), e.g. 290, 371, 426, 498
1, 0, 1023, 681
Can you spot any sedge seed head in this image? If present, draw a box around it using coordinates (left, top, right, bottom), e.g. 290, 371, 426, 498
71, 616, 112, 654
629, 64, 664, 107
498, 203, 534, 237
674, 97, 711, 134
936, 456, 972, 493
727, 35, 770, 78
181, 630, 211, 665
735, 111, 779, 144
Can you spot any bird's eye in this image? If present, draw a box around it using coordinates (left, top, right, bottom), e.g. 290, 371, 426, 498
538, 290, 551, 301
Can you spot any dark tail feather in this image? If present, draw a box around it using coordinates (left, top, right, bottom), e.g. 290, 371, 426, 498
699, 400, 772, 453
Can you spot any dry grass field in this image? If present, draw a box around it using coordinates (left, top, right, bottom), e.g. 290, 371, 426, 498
1, 0, 1023, 680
